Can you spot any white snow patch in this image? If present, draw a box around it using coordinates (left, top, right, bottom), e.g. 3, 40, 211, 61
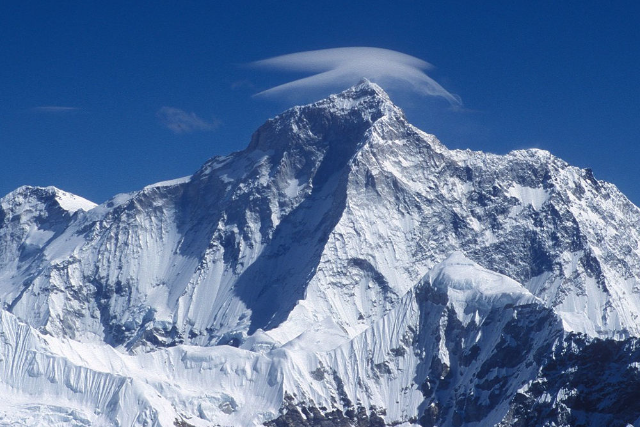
507, 184, 550, 210
54, 191, 97, 213
144, 175, 191, 189
284, 178, 303, 198
24, 226, 55, 247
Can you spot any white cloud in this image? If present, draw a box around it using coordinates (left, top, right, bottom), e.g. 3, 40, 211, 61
31, 106, 79, 113
157, 107, 218, 134
250, 47, 461, 106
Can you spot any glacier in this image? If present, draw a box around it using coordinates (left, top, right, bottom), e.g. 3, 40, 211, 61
2, 80, 640, 425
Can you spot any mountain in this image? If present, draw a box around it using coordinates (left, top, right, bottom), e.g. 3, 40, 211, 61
2, 80, 640, 426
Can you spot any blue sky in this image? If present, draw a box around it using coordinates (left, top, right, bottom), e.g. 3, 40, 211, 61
1, 1, 639, 204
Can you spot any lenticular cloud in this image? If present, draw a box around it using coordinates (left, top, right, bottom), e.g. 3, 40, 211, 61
251, 47, 461, 106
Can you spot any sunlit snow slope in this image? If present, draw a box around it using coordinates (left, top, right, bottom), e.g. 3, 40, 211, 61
2, 81, 640, 426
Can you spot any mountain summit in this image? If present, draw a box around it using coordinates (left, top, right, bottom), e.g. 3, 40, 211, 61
2, 82, 640, 426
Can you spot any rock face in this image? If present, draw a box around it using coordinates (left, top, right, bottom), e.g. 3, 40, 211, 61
502, 334, 640, 426
2, 81, 640, 426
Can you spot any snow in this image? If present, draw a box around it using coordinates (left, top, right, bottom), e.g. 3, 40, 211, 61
54, 189, 97, 213
507, 184, 550, 210
0, 308, 283, 426
0, 248, 558, 425
144, 175, 191, 189
283, 177, 302, 198
426, 252, 539, 326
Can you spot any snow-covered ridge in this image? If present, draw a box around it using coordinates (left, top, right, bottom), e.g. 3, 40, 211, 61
54, 189, 97, 213
424, 251, 539, 326
0, 308, 281, 426
143, 175, 191, 190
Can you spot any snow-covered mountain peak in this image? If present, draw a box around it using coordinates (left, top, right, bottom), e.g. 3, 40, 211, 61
424, 252, 539, 326
310, 78, 399, 118
246, 79, 403, 154
0, 186, 96, 282
0, 185, 95, 217
330, 78, 392, 104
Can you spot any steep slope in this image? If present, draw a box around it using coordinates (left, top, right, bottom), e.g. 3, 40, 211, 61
0, 307, 283, 426
0, 254, 570, 426
264, 253, 563, 426
265, 254, 640, 427
502, 333, 640, 426
0, 186, 97, 334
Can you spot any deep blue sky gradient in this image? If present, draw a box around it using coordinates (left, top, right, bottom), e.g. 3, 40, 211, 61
1, 1, 639, 203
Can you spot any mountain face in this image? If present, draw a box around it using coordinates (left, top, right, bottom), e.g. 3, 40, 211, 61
2, 81, 640, 426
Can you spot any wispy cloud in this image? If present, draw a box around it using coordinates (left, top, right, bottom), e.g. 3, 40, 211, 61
250, 47, 461, 106
231, 79, 255, 90
157, 107, 219, 134
31, 106, 79, 113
